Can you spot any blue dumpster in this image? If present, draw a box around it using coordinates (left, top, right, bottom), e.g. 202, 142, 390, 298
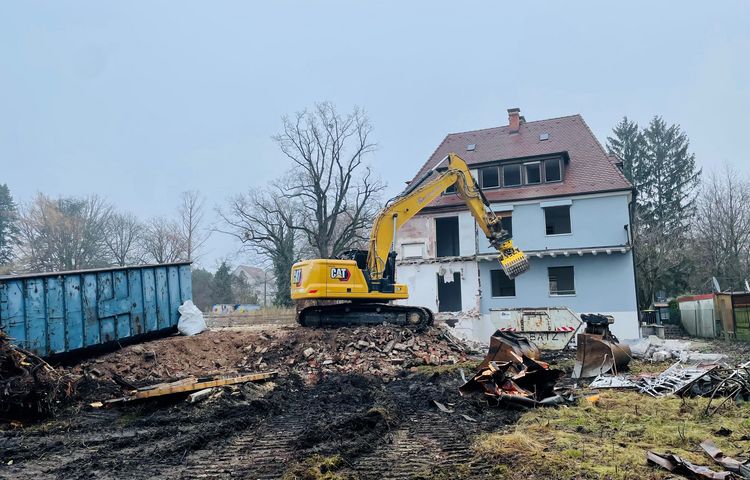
0, 262, 192, 356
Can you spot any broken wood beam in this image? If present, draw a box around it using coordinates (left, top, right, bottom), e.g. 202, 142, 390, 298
90, 371, 277, 408
187, 388, 215, 404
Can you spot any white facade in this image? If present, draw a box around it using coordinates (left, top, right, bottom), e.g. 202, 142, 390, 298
395, 191, 640, 341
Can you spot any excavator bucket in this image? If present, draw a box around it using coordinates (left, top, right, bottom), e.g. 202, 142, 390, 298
572, 314, 632, 378
498, 241, 530, 279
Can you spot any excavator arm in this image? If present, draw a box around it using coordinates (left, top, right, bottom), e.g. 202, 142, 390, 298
367, 153, 529, 281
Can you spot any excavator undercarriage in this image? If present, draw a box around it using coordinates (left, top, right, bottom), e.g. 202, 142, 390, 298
297, 301, 433, 329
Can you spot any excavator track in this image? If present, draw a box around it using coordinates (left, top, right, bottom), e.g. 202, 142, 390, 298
298, 303, 433, 330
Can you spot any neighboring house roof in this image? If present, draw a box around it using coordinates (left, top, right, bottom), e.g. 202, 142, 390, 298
232, 265, 274, 288
411, 111, 633, 208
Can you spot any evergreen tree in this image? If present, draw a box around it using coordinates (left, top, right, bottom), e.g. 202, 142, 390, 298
191, 267, 215, 311
0, 184, 19, 268
641, 116, 701, 236
607, 116, 701, 308
211, 261, 235, 305
606, 117, 644, 187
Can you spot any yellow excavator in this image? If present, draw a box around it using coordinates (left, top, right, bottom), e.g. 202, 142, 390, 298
290, 153, 530, 328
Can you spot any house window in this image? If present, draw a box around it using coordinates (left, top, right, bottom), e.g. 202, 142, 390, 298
524, 162, 541, 184
545, 206, 571, 235
437, 272, 462, 311
548, 266, 575, 295
435, 216, 459, 257
544, 158, 562, 182
491, 269, 516, 297
480, 166, 500, 189
498, 212, 512, 237
503, 164, 521, 186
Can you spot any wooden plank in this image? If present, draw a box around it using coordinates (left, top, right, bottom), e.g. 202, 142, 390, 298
187, 388, 215, 404
91, 372, 277, 407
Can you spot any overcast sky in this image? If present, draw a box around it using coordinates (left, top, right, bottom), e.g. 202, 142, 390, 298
2, 1, 748, 270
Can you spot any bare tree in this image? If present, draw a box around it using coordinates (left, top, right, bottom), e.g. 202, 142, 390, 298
17, 194, 112, 272
178, 190, 209, 262
689, 163, 750, 292
273, 102, 385, 258
218, 186, 297, 306
104, 212, 143, 266
141, 217, 186, 264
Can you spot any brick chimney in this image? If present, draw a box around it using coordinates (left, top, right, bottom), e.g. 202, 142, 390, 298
508, 107, 522, 133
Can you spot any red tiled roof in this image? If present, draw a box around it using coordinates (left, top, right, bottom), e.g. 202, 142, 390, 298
412, 114, 633, 208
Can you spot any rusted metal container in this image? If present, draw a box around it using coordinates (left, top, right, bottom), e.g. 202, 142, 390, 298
489, 307, 581, 350
0, 262, 192, 357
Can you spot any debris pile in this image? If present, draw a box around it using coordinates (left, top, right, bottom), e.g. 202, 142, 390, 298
628, 335, 726, 363
459, 330, 564, 408
648, 441, 750, 480
590, 360, 750, 409
0, 331, 77, 420
238, 324, 471, 378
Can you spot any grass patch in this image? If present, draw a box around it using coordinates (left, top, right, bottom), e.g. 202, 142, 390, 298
415, 360, 479, 376
473, 391, 750, 479
627, 360, 675, 376
283, 454, 349, 480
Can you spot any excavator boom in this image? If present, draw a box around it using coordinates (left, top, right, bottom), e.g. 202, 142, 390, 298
291, 153, 529, 328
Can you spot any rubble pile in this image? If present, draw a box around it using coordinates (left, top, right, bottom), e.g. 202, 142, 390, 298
0, 331, 77, 420
627, 335, 726, 363
238, 324, 471, 378
459, 330, 565, 408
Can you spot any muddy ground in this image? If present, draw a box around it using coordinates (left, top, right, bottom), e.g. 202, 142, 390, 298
0, 324, 526, 480
3, 324, 747, 480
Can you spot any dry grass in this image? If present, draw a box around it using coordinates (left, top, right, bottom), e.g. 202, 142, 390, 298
627, 360, 676, 376
474, 391, 750, 479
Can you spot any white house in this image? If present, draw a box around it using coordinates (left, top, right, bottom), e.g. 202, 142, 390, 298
395, 108, 639, 341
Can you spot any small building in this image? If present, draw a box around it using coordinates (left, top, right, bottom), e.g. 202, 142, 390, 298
232, 265, 276, 307
678, 292, 750, 341
395, 108, 639, 341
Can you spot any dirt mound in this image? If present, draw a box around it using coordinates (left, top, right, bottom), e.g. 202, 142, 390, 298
65, 324, 470, 391
67, 329, 261, 384
238, 323, 471, 379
